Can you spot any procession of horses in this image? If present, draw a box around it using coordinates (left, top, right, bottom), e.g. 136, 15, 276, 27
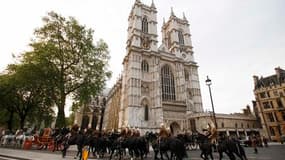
0, 125, 249, 160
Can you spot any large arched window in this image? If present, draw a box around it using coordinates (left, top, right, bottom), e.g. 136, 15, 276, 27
142, 17, 148, 33
161, 65, 176, 101
178, 30, 184, 45
141, 60, 149, 72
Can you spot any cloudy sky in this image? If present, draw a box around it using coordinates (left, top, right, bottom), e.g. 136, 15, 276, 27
0, 0, 284, 115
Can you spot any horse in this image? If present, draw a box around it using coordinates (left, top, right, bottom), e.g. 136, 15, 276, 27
89, 132, 109, 158
176, 133, 199, 150
148, 132, 187, 160
217, 135, 247, 160
195, 132, 214, 160
61, 130, 89, 159
51, 127, 69, 152
108, 132, 125, 160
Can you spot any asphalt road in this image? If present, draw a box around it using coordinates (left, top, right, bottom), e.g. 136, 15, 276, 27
0, 144, 285, 160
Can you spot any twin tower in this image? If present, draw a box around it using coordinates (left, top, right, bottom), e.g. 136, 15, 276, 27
116, 0, 203, 134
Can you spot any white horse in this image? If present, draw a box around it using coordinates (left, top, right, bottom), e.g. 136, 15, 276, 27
1, 134, 15, 146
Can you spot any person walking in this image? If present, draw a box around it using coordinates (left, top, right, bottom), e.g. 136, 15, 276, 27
252, 136, 258, 154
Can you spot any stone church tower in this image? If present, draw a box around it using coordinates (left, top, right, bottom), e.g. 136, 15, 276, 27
112, 0, 203, 134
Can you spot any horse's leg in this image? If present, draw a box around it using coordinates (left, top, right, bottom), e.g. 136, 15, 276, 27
160, 150, 164, 160
209, 152, 214, 160
218, 151, 223, 160
225, 151, 236, 160
200, 151, 206, 160
164, 151, 170, 160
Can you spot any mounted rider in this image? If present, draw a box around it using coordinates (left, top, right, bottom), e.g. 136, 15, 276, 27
203, 123, 217, 144
120, 125, 128, 138
159, 123, 170, 141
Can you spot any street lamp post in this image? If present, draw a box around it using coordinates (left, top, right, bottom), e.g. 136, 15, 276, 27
206, 76, 218, 130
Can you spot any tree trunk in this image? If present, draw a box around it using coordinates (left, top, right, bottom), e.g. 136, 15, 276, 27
55, 106, 66, 128
7, 111, 14, 131
19, 116, 25, 129
55, 94, 66, 128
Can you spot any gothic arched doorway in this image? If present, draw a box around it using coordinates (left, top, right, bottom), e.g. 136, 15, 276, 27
170, 122, 180, 136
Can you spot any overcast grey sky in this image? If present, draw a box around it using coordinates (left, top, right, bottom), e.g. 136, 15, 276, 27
0, 0, 284, 115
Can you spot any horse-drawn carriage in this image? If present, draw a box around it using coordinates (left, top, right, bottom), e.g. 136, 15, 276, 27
23, 128, 54, 150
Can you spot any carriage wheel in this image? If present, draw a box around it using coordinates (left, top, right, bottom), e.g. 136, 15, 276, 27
36, 143, 44, 150
48, 141, 55, 151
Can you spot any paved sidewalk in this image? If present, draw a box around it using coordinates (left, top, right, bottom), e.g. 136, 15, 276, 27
0, 147, 77, 160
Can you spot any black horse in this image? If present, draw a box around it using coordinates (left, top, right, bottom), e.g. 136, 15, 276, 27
217, 135, 247, 160
176, 133, 199, 150
62, 130, 89, 160
195, 132, 214, 160
148, 132, 187, 160
51, 127, 69, 152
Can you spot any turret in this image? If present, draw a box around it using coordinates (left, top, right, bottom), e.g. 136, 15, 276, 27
161, 8, 194, 61
126, 0, 158, 52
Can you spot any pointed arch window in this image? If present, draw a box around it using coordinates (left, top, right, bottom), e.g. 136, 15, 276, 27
142, 17, 148, 33
161, 65, 176, 101
184, 68, 189, 81
141, 60, 149, 72
178, 30, 184, 45
144, 105, 149, 121
167, 32, 172, 48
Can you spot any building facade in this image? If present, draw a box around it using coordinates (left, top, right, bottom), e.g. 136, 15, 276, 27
105, 0, 203, 134
253, 67, 285, 141
187, 106, 260, 138
74, 1, 262, 136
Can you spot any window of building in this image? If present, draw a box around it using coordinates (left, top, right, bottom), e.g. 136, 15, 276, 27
167, 32, 171, 48
184, 68, 189, 81
190, 119, 196, 132
277, 98, 284, 108
263, 102, 272, 109
267, 113, 275, 122
144, 105, 149, 121
267, 92, 271, 98
221, 122, 224, 128
142, 17, 148, 33
178, 30, 184, 45
273, 90, 279, 96
282, 112, 285, 121
260, 92, 266, 98
269, 126, 275, 136
270, 101, 275, 109
235, 123, 238, 128
247, 123, 250, 128
141, 60, 149, 72
241, 123, 244, 128
161, 64, 176, 101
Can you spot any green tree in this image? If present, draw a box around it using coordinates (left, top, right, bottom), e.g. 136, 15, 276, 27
0, 74, 18, 130
0, 63, 55, 129
23, 11, 111, 127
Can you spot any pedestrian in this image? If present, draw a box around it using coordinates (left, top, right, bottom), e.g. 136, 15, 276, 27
263, 136, 268, 147
252, 136, 258, 154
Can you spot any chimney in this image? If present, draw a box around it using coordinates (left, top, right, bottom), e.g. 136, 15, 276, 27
253, 75, 259, 88
275, 66, 281, 79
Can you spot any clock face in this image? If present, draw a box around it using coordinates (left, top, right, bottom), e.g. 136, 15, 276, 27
182, 53, 186, 58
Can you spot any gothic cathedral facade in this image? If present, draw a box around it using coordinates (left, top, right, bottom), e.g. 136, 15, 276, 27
106, 0, 203, 134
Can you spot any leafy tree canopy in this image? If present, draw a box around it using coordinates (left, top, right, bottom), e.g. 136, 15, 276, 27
21, 11, 111, 127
